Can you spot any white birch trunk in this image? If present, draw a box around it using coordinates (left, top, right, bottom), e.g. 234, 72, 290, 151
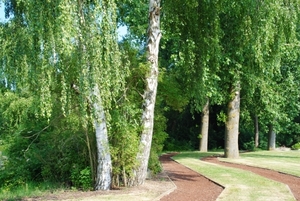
224, 86, 240, 158
133, 0, 162, 186
199, 99, 209, 152
76, 1, 112, 189
93, 85, 112, 190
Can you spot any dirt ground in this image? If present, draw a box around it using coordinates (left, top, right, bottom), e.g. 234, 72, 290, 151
22, 173, 175, 201
22, 153, 300, 201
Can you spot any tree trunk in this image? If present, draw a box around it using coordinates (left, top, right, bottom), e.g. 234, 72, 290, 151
71, 85, 111, 190
133, 0, 162, 186
268, 124, 276, 150
254, 114, 259, 148
75, 0, 112, 190
224, 86, 240, 158
93, 85, 112, 190
199, 99, 209, 152
84, 128, 95, 187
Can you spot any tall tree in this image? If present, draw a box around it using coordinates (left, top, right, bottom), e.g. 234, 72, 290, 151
224, 84, 240, 158
133, 0, 162, 186
220, 0, 299, 158
1, 0, 124, 190
162, 0, 222, 152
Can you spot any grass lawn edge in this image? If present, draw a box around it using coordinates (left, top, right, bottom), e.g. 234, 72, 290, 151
172, 151, 296, 201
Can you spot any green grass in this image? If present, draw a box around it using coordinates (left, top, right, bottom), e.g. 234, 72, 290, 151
219, 150, 300, 177
0, 182, 64, 201
172, 151, 296, 201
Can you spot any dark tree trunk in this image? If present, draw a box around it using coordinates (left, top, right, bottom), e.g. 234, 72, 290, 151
199, 99, 209, 152
254, 114, 259, 148
268, 124, 276, 150
224, 86, 240, 158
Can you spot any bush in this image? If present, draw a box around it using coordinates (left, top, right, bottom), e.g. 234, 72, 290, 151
242, 140, 255, 151
71, 166, 92, 191
148, 149, 162, 175
164, 138, 194, 151
291, 142, 300, 150
149, 112, 168, 174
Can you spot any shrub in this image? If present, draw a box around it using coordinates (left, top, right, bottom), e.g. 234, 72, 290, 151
79, 168, 92, 191
243, 140, 255, 151
291, 142, 300, 150
71, 166, 92, 191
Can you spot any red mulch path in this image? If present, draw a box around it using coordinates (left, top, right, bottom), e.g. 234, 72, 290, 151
159, 153, 223, 201
159, 153, 300, 201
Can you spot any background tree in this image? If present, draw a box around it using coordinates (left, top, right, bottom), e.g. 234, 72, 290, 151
219, 0, 299, 158
162, 0, 223, 152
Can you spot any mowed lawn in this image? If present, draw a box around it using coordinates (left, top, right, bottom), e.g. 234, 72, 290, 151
172, 151, 299, 201
219, 150, 300, 177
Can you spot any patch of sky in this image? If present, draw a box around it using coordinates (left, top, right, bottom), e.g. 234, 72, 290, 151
118, 25, 128, 41
0, 2, 5, 21
0, 2, 9, 23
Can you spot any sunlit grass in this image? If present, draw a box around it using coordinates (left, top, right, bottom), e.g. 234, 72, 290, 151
172, 151, 296, 201
219, 150, 300, 177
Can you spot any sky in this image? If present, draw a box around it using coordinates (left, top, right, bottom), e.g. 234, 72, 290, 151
0, 3, 5, 22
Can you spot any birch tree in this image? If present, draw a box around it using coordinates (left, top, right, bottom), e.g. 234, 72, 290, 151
132, 0, 162, 185
1, 0, 123, 190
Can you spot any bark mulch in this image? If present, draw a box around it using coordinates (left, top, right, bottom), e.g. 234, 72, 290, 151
159, 153, 300, 201
159, 153, 223, 201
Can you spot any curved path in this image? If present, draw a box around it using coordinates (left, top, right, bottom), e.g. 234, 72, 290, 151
159, 153, 300, 201
159, 153, 223, 201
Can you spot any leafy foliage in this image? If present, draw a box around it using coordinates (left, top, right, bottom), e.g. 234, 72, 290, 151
291, 142, 300, 150
1, 0, 130, 190
109, 105, 140, 187
162, 0, 223, 111
148, 104, 168, 174
0, 93, 92, 190
71, 167, 92, 191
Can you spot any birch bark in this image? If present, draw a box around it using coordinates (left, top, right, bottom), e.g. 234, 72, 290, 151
133, 0, 161, 186
77, 0, 112, 190
93, 85, 112, 190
